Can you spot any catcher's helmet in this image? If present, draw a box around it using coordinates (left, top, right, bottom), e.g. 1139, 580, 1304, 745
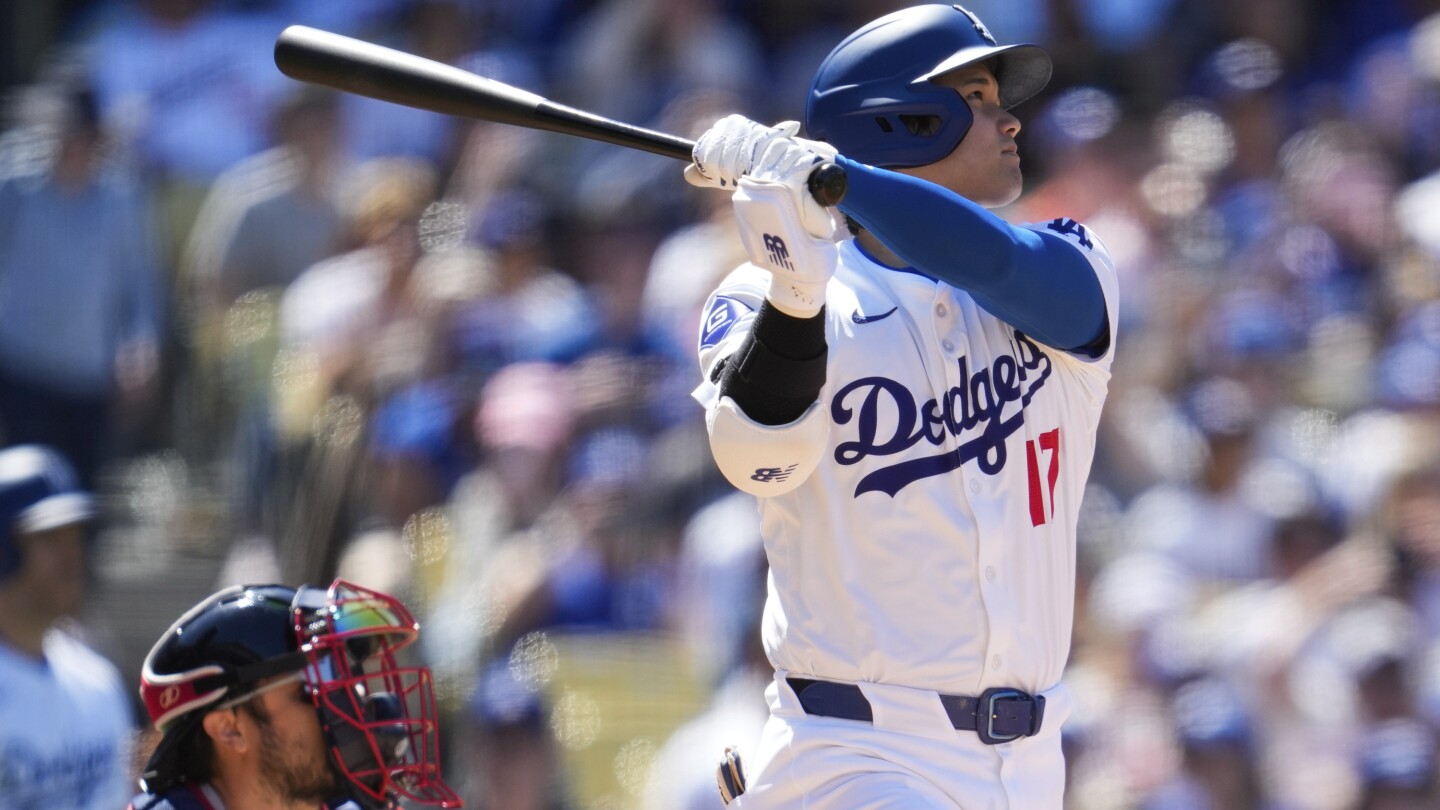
0, 445, 94, 581
805, 4, 1052, 168
139, 580, 460, 809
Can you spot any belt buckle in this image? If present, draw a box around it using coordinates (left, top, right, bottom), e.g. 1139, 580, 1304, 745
976, 687, 1034, 745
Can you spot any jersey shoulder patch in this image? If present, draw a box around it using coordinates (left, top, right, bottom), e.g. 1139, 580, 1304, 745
1041, 217, 1094, 250
699, 294, 753, 350
1022, 217, 1116, 271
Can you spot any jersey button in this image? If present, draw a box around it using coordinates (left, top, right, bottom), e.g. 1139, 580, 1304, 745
935, 303, 948, 318
970, 479, 981, 493
986, 566, 997, 582
942, 339, 956, 352
991, 655, 1002, 670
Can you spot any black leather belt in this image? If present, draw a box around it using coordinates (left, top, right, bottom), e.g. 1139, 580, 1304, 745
787, 678, 1046, 745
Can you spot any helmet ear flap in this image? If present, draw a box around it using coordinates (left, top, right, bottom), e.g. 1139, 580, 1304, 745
818, 84, 975, 169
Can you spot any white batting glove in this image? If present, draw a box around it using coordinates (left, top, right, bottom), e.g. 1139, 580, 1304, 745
686, 115, 800, 189
750, 137, 842, 240
733, 140, 845, 318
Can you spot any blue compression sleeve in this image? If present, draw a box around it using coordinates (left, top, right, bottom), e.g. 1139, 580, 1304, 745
835, 155, 1108, 353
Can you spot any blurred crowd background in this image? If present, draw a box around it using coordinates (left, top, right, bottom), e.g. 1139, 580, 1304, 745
5, 0, 1440, 807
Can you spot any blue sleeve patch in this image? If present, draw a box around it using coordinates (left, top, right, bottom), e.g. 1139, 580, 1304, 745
699, 295, 750, 350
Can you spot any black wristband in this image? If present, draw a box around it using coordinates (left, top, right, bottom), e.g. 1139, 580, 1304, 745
717, 301, 828, 425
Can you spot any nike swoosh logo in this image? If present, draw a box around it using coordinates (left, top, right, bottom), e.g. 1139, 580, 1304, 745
851, 307, 898, 325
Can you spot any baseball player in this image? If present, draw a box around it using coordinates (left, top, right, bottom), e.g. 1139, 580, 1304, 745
129, 580, 461, 810
687, 5, 1118, 808
0, 445, 133, 810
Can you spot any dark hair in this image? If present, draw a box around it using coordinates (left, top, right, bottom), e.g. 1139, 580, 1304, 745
170, 724, 215, 786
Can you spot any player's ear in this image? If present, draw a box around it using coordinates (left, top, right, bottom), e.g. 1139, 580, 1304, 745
202, 708, 249, 755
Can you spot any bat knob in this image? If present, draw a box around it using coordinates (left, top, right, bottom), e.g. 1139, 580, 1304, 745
807, 162, 848, 207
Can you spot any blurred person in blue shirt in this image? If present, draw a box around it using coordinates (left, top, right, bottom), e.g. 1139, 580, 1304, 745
0, 83, 161, 485
1141, 677, 1267, 810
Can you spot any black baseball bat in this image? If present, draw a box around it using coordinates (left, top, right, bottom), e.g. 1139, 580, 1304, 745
273, 26, 847, 206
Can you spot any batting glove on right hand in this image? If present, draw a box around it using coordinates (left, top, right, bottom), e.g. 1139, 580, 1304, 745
733, 139, 845, 318
686, 115, 800, 189
750, 137, 842, 240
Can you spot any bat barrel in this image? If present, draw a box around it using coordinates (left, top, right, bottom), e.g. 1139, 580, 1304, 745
273, 25, 846, 205
275, 25, 547, 125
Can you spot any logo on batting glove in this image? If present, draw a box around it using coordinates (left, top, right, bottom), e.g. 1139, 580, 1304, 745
763, 234, 794, 270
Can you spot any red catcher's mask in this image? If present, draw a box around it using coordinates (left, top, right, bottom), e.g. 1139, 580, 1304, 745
292, 580, 461, 809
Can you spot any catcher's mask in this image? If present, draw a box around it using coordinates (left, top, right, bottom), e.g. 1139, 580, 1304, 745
139, 579, 460, 808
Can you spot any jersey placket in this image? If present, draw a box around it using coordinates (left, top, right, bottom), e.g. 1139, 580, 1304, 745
934, 286, 1016, 688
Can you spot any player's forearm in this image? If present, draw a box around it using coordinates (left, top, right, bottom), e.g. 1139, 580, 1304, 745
835, 156, 1106, 352
717, 300, 828, 426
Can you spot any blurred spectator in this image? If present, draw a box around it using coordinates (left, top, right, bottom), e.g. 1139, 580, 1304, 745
486, 427, 672, 653
177, 85, 347, 507
1357, 719, 1440, 810
466, 656, 555, 810
0, 446, 132, 809
1124, 376, 1275, 580
185, 86, 346, 314
445, 48, 546, 207
555, 0, 761, 129
262, 159, 444, 584
417, 362, 577, 693
339, 1, 468, 169
1381, 465, 1440, 640
452, 189, 599, 377
279, 157, 439, 402
459, 426, 670, 809
277, 0, 410, 37
369, 380, 471, 530
1140, 677, 1264, 810
0, 83, 160, 485
87, 0, 289, 258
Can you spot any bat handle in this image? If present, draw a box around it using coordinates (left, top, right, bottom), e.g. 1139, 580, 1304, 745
807, 162, 848, 207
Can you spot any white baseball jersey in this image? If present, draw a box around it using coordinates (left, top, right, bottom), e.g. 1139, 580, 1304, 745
693, 220, 1116, 806
0, 629, 134, 810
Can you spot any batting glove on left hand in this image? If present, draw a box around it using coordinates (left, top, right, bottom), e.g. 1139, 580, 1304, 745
686, 115, 800, 190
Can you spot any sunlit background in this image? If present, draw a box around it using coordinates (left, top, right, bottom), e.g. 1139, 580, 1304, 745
4, 0, 1440, 807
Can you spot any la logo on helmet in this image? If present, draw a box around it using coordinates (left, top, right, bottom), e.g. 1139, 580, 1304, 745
954, 5, 997, 45
159, 685, 182, 710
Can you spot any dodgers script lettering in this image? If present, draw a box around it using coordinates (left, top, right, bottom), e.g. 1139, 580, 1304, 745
831, 333, 1052, 497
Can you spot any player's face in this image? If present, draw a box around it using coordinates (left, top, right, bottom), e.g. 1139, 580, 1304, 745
899, 63, 1023, 207
251, 678, 343, 803
10, 523, 87, 619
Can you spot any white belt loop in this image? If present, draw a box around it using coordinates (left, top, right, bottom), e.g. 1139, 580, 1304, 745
856, 680, 967, 742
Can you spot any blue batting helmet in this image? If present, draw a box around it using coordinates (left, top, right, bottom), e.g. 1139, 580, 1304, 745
0, 445, 94, 580
805, 4, 1052, 168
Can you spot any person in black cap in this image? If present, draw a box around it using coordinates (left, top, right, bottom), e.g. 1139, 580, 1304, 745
129, 579, 461, 810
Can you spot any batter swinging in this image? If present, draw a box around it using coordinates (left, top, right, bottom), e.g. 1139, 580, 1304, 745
687, 5, 1119, 808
